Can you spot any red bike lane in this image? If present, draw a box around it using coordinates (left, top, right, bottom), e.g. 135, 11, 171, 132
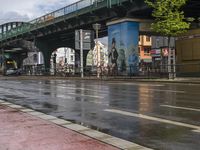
0, 105, 119, 150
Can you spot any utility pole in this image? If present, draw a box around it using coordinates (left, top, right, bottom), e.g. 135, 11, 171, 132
80, 29, 84, 78
172, 48, 176, 78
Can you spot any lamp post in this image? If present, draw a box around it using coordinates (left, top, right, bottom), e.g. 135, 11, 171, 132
92, 23, 101, 78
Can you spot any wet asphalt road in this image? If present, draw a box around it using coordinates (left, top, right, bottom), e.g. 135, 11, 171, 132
0, 78, 199, 150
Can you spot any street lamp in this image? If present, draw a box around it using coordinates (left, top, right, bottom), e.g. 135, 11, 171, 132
92, 23, 101, 78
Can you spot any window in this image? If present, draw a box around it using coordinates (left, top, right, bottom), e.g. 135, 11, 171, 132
138, 47, 141, 54
146, 36, 151, 42
3, 26, 6, 32
13, 24, 16, 28
144, 47, 151, 56
156, 39, 160, 48
71, 56, 74, 61
8, 25, 11, 31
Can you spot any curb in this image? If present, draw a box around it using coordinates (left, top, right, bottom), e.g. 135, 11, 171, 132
1, 76, 200, 85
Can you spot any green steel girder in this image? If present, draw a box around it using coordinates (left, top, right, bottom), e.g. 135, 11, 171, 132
0, 0, 133, 44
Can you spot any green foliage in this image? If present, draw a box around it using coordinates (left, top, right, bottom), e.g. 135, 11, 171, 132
145, 0, 190, 36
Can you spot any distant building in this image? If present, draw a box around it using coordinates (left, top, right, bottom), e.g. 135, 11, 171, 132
150, 36, 176, 74
87, 41, 109, 67
23, 52, 44, 66
138, 35, 152, 63
22, 52, 44, 75
151, 36, 175, 49
50, 48, 75, 72
176, 28, 200, 76
55, 48, 75, 66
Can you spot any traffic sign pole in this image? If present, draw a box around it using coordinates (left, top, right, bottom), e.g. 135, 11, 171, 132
80, 29, 84, 78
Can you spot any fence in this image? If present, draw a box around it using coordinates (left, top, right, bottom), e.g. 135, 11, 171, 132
20, 63, 200, 79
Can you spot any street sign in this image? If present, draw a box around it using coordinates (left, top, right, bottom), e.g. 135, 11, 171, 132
75, 30, 94, 50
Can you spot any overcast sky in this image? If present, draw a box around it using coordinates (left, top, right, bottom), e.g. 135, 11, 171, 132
0, 0, 79, 24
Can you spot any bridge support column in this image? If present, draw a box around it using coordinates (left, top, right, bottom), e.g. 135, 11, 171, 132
107, 19, 139, 75
75, 50, 89, 74
35, 40, 54, 75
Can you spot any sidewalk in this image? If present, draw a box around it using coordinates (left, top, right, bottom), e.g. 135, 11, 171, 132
0, 104, 119, 150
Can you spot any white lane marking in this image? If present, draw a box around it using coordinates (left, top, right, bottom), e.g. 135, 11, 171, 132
148, 89, 185, 93
104, 109, 200, 130
108, 82, 165, 87
161, 105, 200, 112
59, 85, 108, 93
192, 130, 200, 133
57, 93, 103, 99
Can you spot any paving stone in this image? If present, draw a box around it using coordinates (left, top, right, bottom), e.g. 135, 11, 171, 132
50, 118, 72, 125
8, 104, 24, 109
81, 130, 112, 139
37, 114, 58, 120
20, 109, 35, 112
62, 124, 90, 132
101, 137, 146, 149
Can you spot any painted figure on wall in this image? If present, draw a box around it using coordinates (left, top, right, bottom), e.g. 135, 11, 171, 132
109, 38, 118, 75
128, 46, 139, 75
118, 49, 126, 73
108, 21, 139, 75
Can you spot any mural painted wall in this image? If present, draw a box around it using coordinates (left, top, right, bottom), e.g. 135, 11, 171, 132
108, 21, 139, 75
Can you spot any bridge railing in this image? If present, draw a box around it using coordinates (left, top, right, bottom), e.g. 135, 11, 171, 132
0, 0, 110, 41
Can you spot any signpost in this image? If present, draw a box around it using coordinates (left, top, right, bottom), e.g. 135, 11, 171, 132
75, 30, 94, 78
80, 30, 83, 78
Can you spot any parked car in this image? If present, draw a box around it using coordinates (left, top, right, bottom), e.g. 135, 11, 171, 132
5, 68, 21, 76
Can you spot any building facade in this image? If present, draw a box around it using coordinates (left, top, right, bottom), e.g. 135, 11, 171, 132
51, 48, 75, 71
151, 36, 175, 49
138, 35, 152, 63
87, 41, 109, 67
176, 28, 200, 76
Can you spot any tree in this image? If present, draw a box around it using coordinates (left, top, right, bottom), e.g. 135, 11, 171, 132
145, 0, 190, 79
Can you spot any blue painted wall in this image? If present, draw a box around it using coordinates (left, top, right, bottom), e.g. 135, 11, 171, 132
108, 21, 139, 75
